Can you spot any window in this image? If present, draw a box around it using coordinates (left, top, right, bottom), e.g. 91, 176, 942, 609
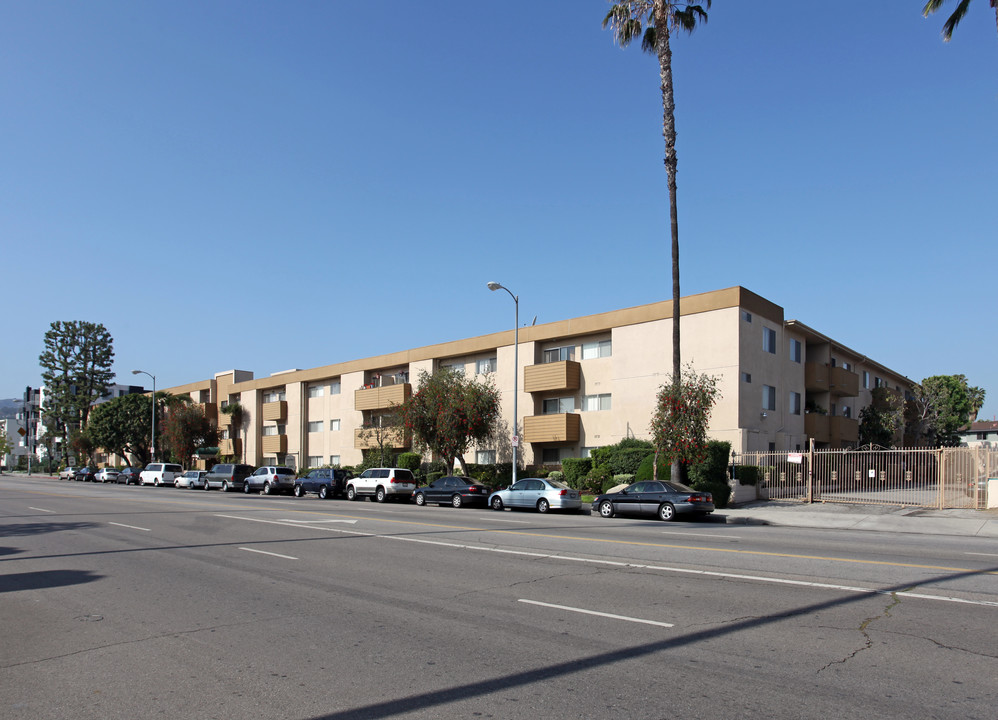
743, 311, 753, 323
330, 419, 341, 431
263, 390, 286, 403
581, 447, 597, 458
742, 372, 752, 383
762, 385, 776, 411
863, 371, 870, 389
875, 377, 884, 388
543, 346, 574, 363
763, 327, 777, 354
329, 379, 341, 395
262, 426, 278, 436
329, 455, 340, 466
790, 391, 801, 416
307, 455, 323, 467
790, 339, 802, 363
308, 421, 323, 433
476, 357, 497, 374
220, 429, 230, 440
842, 361, 851, 371
842, 405, 852, 419
830, 403, 837, 416
308, 385, 324, 399
542, 397, 574, 414
476, 449, 496, 464
581, 339, 611, 359
541, 448, 561, 464
441, 362, 465, 375
583, 394, 611, 412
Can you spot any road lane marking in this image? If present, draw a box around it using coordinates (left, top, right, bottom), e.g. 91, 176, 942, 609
239, 547, 298, 560
518, 599, 673, 628
216, 514, 366, 535
481, 518, 531, 524
966, 552, 998, 558
28, 507, 55, 513
109, 522, 151, 532
661, 531, 739, 539
276, 519, 358, 524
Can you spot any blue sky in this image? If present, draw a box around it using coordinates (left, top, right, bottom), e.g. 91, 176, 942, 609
3, 2, 996, 420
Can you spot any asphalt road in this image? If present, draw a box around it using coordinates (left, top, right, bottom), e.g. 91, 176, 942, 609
2, 474, 996, 719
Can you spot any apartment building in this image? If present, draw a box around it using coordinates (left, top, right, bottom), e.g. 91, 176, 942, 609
162, 286, 913, 470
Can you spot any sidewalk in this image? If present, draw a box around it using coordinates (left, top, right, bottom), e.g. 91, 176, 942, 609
720, 500, 998, 538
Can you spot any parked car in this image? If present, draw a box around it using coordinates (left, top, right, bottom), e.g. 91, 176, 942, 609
138, 463, 184, 487
59, 467, 77, 481
413, 476, 491, 508
203, 463, 255, 492
345, 468, 417, 502
73, 467, 96, 482
592, 480, 714, 522
244, 466, 297, 495
294, 468, 351, 499
175, 470, 208, 489
488, 478, 582, 513
95, 468, 120, 483
118, 467, 142, 485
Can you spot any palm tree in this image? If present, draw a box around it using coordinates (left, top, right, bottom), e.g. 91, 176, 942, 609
602, 1, 709, 482
923, 0, 998, 41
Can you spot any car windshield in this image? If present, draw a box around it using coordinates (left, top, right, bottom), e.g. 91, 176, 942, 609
664, 482, 696, 493
275, 468, 295, 475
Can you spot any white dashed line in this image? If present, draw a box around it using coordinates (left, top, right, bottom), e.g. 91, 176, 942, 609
239, 547, 298, 560
518, 599, 674, 628
109, 522, 151, 532
28, 507, 55, 513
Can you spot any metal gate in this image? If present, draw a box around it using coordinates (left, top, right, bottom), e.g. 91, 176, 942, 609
736, 446, 996, 509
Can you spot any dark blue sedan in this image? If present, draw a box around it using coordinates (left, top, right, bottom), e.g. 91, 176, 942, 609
593, 480, 714, 522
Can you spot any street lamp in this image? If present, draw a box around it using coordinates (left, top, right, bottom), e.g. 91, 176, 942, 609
132, 370, 156, 462
487, 281, 518, 485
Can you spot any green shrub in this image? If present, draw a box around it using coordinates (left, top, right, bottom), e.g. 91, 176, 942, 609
427, 471, 445, 484
734, 465, 760, 486
397, 452, 421, 472
601, 477, 623, 494
612, 448, 652, 476
613, 474, 634, 486
635, 453, 670, 481
687, 440, 732, 508
561, 457, 592, 488
547, 470, 564, 483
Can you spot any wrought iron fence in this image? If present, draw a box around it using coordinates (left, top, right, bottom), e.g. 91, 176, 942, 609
735, 446, 996, 509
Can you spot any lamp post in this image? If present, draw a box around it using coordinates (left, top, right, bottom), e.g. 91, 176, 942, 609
132, 370, 156, 463
487, 282, 518, 485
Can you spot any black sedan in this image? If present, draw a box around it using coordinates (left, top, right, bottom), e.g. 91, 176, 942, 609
592, 480, 714, 522
118, 467, 142, 485
413, 476, 490, 508
73, 467, 96, 482
294, 468, 351, 499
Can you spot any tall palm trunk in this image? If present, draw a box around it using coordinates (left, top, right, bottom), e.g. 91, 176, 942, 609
653, 1, 683, 483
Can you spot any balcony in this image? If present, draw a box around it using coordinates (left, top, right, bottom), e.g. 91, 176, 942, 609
263, 400, 287, 422
829, 367, 859, 397
219, 438, 243, 456
355, 383, 411, 411
829, 416, 859, 445
523, 413, 581, 444
261, 434, 287, 454
805, 413, 830, 443
353, 427, 410, 450
804, 363, 830, 393
200, 402, 218, 423
523, 361, 581, 394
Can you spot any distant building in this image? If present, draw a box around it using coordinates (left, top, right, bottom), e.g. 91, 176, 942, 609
959, 420, 998, 448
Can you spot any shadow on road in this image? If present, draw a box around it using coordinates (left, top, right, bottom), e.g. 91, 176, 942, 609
303, 564, 998, 720
0, 521, 99, 538
0, 568, 103, 593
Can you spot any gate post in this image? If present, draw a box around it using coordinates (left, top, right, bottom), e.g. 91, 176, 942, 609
807, 437, 814, 504
937, 448, 945, 510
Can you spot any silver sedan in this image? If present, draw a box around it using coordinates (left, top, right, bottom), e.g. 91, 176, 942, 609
488, 478, 582, 513
175, 470, 207, 489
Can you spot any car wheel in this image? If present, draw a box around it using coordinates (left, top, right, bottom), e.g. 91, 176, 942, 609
537, 498, 550, 513
243, 481, 251, 494
414, 493, 426, 506
294, 484, 305, 498
317, 485, 331, 500
658, 503, 676, 522
451, 495, 463, 509
263, 482, 272, 495
347, 486, 357, 501
154, 478, 160, 487
599, 500, 615, 519
222, 481, 230, 492
491, 496, 504, 511
375, 487, 386, 503
203, 480, 210, 491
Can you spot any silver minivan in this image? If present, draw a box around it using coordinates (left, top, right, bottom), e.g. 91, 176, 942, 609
138, 463, 184, 487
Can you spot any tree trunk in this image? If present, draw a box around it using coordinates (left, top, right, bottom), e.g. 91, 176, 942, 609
654, 2, 683, 485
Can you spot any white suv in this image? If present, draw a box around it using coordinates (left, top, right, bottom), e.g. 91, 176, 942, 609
346, 468, 416, 502
139, 463, 184, 487
244, 466, 297, 495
